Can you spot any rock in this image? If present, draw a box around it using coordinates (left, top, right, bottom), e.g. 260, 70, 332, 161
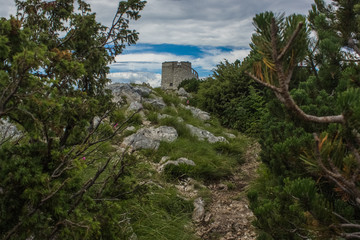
121, 126, 178, 151
157, 113, 172, 120
193, 197, 205, 223
108, 83, 142, 103
181, 104, 210, 121
125, 126, 136, 131
127, 101, 143, 112
160, 156, 171, 164
133, 85, 152, 97
177, 117, 184, 122
186, 124, 228, 143
0, 119, 21, 141
142, 97, 166, 109
159, 157, 196, 172
177, 87, 191, 97
225, 133, 236, 139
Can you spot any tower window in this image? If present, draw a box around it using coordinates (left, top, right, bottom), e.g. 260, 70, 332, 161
169, 83, 173, 86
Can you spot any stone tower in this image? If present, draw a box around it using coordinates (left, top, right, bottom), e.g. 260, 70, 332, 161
161, 61, 198, 90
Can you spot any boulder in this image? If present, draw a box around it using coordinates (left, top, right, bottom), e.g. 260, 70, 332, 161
121, 126, 178, 151
182, 104, 210, 121
177, 87, 191, 97
225, 132, 236, 139
186, 124, 228, 143
142, 98, 166, 109
159, 157, 196, 172
107, 83, 143, 103
127, 101, 143, 112
133, 85, 152, 97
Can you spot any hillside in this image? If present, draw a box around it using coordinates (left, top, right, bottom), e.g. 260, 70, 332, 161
102, 83, 260, 239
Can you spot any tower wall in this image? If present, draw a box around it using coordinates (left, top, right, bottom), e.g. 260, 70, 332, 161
161, 61, 198, 90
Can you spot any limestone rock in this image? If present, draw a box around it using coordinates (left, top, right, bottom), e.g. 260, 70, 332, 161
0, 119, 21, 141
108, 83, 142, 103
193, 197, 205, 223
121, 126, 178, 151
225, 133, 236, 139
142, 97, 166, 109
181, 104, 210, 121
159, 157, 196, 172
133, 85, 152, 97
177, 87, 191, 97
186, 124, 228, 143
127, 101, 143, 112
157, 113, 172, 120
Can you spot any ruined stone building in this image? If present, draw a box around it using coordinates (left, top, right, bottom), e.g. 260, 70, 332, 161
161, 61, 198, 90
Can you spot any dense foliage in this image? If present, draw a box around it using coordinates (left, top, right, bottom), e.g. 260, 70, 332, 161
187, 0, 360, 239
0, 0, 146, 239
244, 1, 360, 239
191, 60, 265, 136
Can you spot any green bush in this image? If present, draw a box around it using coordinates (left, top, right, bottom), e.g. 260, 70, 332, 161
178, 78, 202, 93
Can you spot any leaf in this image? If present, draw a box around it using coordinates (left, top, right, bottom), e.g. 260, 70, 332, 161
319, 134, 328, 151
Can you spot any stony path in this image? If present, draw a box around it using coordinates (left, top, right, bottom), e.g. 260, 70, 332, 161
195, 141, 261, 240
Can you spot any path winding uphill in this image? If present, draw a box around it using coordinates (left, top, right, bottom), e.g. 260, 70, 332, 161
195, 142, 261, 240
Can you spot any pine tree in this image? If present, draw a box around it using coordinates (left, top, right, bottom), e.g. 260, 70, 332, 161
0, 0, 145, 239
247, 0, 360, 239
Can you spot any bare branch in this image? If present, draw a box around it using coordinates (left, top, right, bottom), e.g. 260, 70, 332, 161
245, 71, 282, 93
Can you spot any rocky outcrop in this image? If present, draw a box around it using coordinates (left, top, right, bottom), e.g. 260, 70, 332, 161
108, 83, 143, 103
177, 88, 191, 97
121, 126, 178, 151
159, 157, 196, 172
186, 124, 228, 143
142, 98, 166, 109
127, 101, 143, 112
108, 83, 166, 110
181, 104, 210, 121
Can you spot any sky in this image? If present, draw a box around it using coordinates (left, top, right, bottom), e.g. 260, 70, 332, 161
1, 0, 322, 87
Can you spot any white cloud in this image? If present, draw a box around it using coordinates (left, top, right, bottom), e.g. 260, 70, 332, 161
109, 47, 251, 80
193, 48, 250, 71
108, 72, 161, 87
85, 0, 316, 47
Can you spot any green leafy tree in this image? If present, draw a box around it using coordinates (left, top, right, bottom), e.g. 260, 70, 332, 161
0, 0, 145, 239
246, 1, 360, 239
195, 60, 265, 135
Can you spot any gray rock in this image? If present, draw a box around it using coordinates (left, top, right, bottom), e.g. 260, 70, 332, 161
0, 119, 21, 142
92, 116, 101, 127
125, 126, 136, 131
157, 113, 172, 120
108, 83, 142, 103
133, 85, 152, 97
121, 126, 178, 151
159, 157, 196, 171
142, 98, 166, 109
186, 124, 228, 143
225, 133, 236, 139
177, 87, 191, 97
127, 101, 143, 112
181, 104, 210, 121
160, 156, 171, 164
193, 197, 205, 223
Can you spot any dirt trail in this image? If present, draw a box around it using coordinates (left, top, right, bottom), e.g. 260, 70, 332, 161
195, 141, 261, 240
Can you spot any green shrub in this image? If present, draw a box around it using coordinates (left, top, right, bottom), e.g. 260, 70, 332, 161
178, 78, 202, 93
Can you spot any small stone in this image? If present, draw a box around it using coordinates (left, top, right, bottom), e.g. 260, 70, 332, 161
193, 198, 205, 223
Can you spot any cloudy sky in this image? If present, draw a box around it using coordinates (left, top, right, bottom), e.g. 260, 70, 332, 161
1, 0, 320, 86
